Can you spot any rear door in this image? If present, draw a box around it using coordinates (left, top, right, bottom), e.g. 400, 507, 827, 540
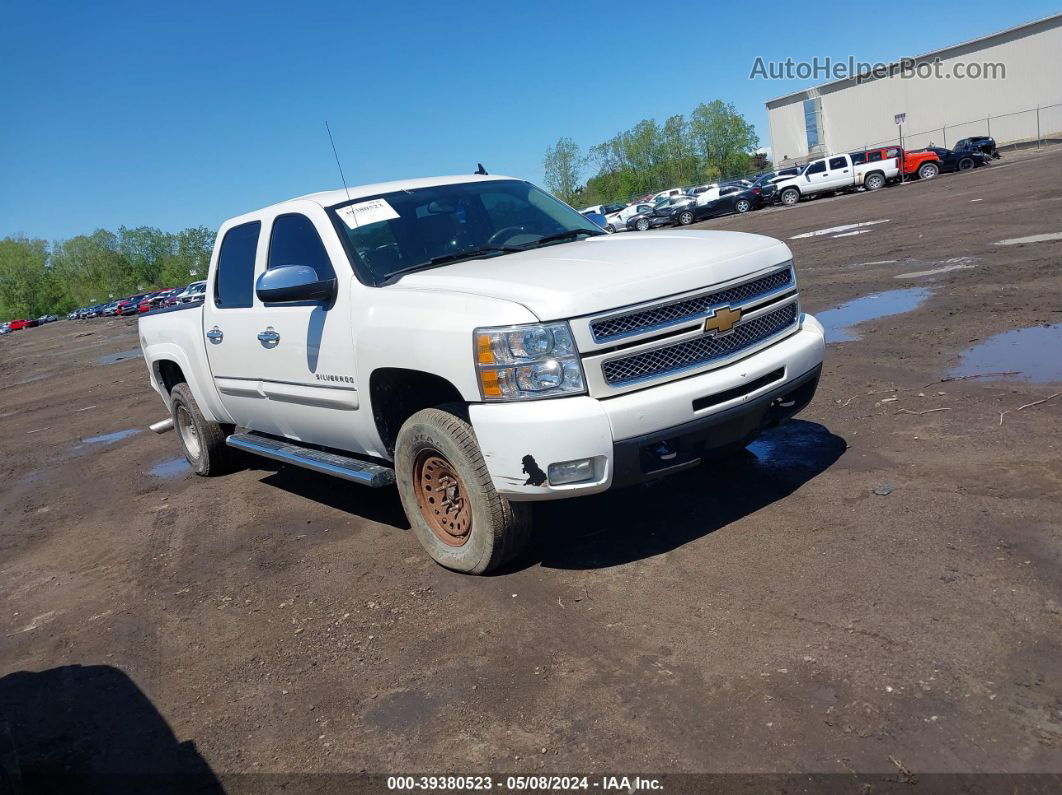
822, 155, 853, 190
202, 219, 270, 430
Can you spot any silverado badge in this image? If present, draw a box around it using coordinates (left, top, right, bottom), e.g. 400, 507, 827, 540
704, 306, 742, 335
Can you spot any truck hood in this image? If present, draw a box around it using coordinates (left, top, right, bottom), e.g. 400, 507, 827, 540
389, 230, 792, 321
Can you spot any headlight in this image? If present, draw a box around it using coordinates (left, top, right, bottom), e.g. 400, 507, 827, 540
474, 322, 586, 401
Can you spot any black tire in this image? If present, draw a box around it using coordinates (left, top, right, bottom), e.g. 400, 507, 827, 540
394, 405, 530, 574
735, 198, 752, 213
678, 210, 694, 225
605, 224, 616, 233
780, 187, 800, 206
635, 218, 650, 232
169, 383, 235, 476
958, 157, 974, 172
864, 172, 886, 190
917, 161, 940, 179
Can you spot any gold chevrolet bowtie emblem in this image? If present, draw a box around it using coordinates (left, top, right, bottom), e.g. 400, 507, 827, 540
704, 306, 742, 335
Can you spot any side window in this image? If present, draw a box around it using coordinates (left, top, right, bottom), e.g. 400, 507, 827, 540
806, 160, 826, 175
828, 156, 847, 169
885, 148, 900, 158
850, 152, 866, 165
214, 221, 261, 309
268, 214, 335, 280
867, 151, 883, 162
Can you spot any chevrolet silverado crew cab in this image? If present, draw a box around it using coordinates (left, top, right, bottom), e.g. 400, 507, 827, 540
139, 174, 825, 574
773, 153, 899, 206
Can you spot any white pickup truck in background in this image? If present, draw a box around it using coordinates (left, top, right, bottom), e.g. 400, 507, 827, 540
138, 174, 825, 574
773, 153, 899, 206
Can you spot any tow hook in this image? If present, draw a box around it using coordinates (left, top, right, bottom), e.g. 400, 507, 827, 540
149, 417, 174, 434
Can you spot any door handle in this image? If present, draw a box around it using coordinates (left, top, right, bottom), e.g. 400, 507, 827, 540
257, 327, 280, 345
206, 326, 223, 344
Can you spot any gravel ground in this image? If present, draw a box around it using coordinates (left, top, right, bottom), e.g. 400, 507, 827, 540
1, 146, 1060, 790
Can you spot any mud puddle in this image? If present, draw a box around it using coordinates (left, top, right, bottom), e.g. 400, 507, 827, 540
818, 287, 933, 343
951, 324, 1062, 383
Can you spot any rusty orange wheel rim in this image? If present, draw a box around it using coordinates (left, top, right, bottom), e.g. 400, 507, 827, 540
413, 449, 472, 547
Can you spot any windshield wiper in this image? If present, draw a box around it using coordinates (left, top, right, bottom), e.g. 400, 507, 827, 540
518, 228, 605, 248
382, 246, 523, 281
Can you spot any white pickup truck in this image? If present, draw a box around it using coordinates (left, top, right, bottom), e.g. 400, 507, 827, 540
139, 174, 825, 573
773, 153, 899, 206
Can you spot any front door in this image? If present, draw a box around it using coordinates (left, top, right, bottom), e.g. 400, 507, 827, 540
202, 208, 363, 452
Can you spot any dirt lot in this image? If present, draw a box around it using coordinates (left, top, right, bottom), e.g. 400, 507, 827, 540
1, 147, 1060, 788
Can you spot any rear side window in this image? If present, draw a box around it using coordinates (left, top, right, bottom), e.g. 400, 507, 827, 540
867, 151, 882, 162
268, 213, 335, 280
214, 221, 261, 309
828, 157, 847, 169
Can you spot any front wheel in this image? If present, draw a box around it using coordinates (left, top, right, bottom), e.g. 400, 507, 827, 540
678, 210, 694, 225
779, 187, 800, 206
605, 224, 616, 233
917, 161, 940, 179
958, 157, 974, 172
735, 198, 752, 213
395, 406, 530, 574
634, 218, 650, 232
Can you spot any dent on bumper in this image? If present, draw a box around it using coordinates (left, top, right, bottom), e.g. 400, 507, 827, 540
470, 316, 825, 501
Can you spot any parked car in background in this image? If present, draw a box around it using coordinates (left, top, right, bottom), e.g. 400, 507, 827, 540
579, 203, 626, 216
954, 136, 999, 158
117, 294, 150, 316
850, 146, 942, 180
178, 281, 207, 304
651, 187, 688, 202
604, 203, 654, 233
921, 147, 991, 173
671, 185, 763, 224
102, 301, 121, 316
626, 197, 686, 231
773, 153, 899, 206
9, 319, 32, 330
750, 168, 802, 202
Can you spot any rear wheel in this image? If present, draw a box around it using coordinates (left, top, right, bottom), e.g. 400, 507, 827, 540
678, 210, 694, 225
169, 383, 235, 476
958, 157, 975, 172
395, 406, 530, 574
864, 172, 886, 190
735, 198, 752, 213
605, 224, 616, 233
635, 217, 650, 232
917, 161, 940, 179
780, 187, 800, 206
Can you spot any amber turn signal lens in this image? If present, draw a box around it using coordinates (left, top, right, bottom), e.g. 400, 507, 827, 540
479, 368, 502, 398
477, 334, 495, 365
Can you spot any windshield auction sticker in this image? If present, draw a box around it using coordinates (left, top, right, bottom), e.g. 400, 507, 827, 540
336, 198, 400, 229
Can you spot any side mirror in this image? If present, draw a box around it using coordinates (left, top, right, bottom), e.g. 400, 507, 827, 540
255, 265, 336, 304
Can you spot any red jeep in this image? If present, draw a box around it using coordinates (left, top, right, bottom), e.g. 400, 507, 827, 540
851, 146, 941, 180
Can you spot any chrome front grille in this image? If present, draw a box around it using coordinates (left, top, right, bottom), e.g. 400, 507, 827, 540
590, 266, 794, 342
601, 303, 798, 385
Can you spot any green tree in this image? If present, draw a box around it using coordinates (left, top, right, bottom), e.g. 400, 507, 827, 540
543, 137, 586, 204
0, 236, 59, 319
688, 100, 760, 179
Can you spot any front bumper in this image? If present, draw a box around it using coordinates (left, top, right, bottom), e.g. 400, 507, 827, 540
470, 315, 825, 501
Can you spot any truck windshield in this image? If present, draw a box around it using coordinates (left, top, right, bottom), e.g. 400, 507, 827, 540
328, 179, 604, 284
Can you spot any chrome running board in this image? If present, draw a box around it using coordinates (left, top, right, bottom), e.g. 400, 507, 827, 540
226, 431, 395, 488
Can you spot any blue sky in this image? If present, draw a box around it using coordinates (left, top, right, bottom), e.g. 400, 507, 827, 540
2, 1, 1056, 241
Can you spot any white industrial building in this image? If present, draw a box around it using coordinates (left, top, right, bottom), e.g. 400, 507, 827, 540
766, 14, 1062, 165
